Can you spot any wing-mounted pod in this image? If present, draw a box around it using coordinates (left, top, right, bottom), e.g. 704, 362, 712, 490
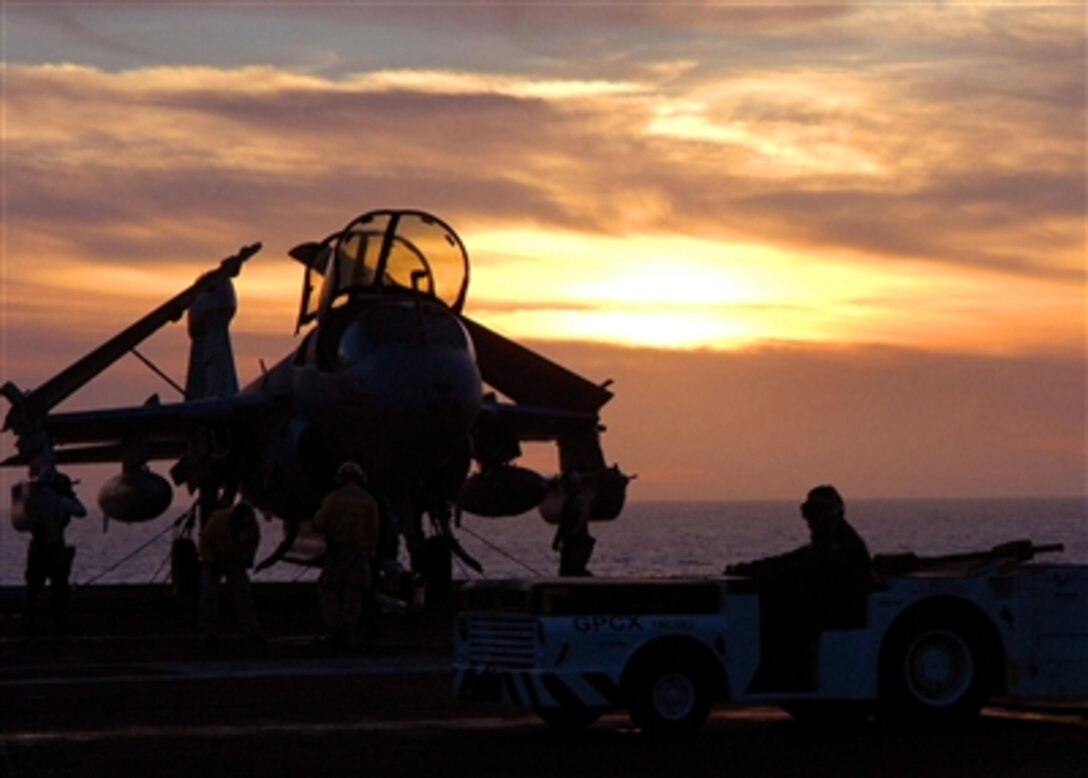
458, 464, 550, 517
537, 464, 629, 525
458, 317, 628, 521
99, 467, 174, 523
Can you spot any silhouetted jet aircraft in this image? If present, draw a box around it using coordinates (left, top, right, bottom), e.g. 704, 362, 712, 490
2, 209, 627, 580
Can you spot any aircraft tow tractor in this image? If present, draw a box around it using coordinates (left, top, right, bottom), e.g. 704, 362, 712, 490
454, 540, 1088, 733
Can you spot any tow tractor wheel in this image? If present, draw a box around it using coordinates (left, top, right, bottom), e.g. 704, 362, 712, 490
879, 609, 993, 726
626, 654, 712, 736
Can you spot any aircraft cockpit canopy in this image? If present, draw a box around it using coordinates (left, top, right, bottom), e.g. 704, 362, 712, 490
299, 210, 470, 328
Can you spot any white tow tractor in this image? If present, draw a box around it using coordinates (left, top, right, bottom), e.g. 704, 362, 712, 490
453, 541, 1088, 734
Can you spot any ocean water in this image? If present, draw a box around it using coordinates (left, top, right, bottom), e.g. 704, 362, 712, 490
1, 497, 1084, 586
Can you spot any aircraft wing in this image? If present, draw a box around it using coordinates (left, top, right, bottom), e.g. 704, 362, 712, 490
2, 244, 260, 436
476, 398, 602, 442
459, 315, 615, 475
1, 394, 276, 467
460, 317, 612, 412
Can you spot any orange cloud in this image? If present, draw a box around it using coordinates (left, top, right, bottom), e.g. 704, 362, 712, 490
0, 4, 1084, 505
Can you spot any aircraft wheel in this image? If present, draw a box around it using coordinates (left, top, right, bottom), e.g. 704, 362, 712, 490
626, 656, 712, 736
533, 705, 603, 732
879, 611, 992, 726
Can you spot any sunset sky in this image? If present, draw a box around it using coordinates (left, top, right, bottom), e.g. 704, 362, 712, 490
1, 3, 1084, 502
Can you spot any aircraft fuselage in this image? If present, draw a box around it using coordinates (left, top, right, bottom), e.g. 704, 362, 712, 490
236, 297, 482, 523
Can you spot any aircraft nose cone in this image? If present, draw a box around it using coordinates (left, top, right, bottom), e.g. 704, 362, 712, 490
336, 342, 481, 440
424, 352, 481, 424
324, 305, 481, 482
427, 379, 466, 419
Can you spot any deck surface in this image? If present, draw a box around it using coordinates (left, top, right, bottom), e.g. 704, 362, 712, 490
2, 584, 1085, 777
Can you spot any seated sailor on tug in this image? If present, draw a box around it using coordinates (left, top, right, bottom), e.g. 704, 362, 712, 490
725, 485, 876, 689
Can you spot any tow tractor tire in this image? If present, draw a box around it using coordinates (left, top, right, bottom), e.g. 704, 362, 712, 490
626, 654, 713, 736
879, 609, 994, 727
533, 705, 603, 732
